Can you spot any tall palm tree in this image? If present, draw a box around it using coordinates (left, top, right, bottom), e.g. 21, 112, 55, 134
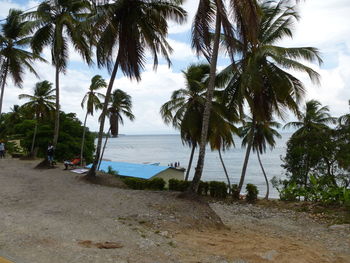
220, 0, 322, 195
80, 75, 106, 164
0, 9, 45, 116
86, 0, 187, 178
19, 81, 56, 154
188, 0, 261, 194
339, 100, 350, 126
284, 100, 336, 135
98, 89, 135, 168
240, 117, 281, 199
161, 64, 210, 181
28, 0, 93, 147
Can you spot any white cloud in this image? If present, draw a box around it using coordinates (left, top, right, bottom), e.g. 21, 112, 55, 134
2, 0, 350, 135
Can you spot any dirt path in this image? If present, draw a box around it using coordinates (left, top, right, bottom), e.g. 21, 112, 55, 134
0, 159, 349, 263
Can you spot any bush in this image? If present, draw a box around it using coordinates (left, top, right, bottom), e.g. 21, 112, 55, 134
122, 177, 165, 191
231, 184, 240, 200
123, 177, 147, 190
168, 179, 191, 192
209, 181, 228, 198
148, 178, 166, 190
198, 181, 209, 195
246, 184, 259, 202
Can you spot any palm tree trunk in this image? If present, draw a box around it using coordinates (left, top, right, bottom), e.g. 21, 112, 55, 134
53, 66, 60, 147
237, 140, 253, 195
31, 120, 38, 155
80, 111, 89, 166
218, 148, 231, 192
186, 13, 221, 195
86, 60, 119, 178
257, 151, 269, 200
98, 127, 111, 170
185, 144, 196, 181
0, 61, 9, 116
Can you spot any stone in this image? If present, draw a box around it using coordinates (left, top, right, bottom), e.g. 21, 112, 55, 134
261, 250, 278, 261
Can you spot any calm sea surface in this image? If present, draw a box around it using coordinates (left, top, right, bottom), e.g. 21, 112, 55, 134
102, 134, 291, 198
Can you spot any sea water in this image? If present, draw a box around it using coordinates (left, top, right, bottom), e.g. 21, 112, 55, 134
101, 134, 291, 198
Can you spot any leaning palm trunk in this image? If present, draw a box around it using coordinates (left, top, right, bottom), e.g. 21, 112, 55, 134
218, 148, 231, 192
86, 61, 119, 178
30, 120, 38, 155
237, 140, 253, 195
185, 144, 196, 181
187, 14, 222, 194
257, 151, 269, 200
98, 127, 111, 170
0, 61, 9, 116
53, 66, 60, 146
80, 111, 89, 166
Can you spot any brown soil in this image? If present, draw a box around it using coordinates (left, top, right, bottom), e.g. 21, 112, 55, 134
0, 158, 349, 263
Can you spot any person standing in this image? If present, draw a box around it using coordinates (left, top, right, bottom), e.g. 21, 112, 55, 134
47, 143, 55, 166
0, 142, 5, 159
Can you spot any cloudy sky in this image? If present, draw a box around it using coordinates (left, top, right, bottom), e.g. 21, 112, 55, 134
1, 0, 349, 134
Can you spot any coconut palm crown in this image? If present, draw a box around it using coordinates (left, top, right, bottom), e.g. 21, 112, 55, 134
86, 0, 187, 178
0, 9, 45, 116
28, 0, 93, 146
284, 99, 337, 135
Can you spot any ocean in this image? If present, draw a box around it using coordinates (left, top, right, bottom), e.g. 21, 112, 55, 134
101, 134, 291, 198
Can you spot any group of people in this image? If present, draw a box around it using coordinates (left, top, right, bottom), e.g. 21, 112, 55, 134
0, 142, 5, 159
168, 161, 180, 168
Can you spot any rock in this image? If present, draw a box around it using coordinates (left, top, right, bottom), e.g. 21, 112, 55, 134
233, 259, 248, 263
261, 250, 278, 261
159, 231, 169, 237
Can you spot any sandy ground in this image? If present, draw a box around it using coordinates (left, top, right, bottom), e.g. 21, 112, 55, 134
0, 158, 349, 263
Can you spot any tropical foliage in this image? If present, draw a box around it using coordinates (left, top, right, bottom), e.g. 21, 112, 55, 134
86, 0, 187, 178
28, 0, 93, 146
0, 9, 45, 115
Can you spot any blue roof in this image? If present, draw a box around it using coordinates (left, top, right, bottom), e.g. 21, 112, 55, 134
87, 161, 170, 179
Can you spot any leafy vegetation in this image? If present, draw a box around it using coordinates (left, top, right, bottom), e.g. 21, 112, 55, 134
272, 100, 350, 207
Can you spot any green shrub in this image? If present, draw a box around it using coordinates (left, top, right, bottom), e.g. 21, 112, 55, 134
168, 179, 190, 192
122, 177, 165, 191
209, 181, 228, 198
198, 181, 209, 195
123, 177, 147, 190
246, 184, 259, 202
148, 178, 166, 190
231, 184, 240, 200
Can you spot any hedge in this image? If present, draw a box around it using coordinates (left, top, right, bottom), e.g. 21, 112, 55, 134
122, 177, 165, 191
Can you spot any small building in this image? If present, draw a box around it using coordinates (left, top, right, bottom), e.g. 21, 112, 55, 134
96, 161, 184, 185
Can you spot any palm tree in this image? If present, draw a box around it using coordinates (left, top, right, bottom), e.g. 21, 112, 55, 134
86, 0, 187, 178
161, 64, 238, 183
98, 89, 135, 168
284, 100, 336, 135
240, 117, 281, 199
0, 9, 45, 116
220, 0, 322, 196
28, 0, 93, 147
80, 75, 106, 164
161, 64, 210, 181
19, 81, 56, 155
188, 0, 261, 194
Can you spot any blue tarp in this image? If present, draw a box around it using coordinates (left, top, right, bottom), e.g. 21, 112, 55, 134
86, 161, 170, 179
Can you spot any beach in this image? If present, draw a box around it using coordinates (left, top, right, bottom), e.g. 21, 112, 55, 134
0, 158, 349, 263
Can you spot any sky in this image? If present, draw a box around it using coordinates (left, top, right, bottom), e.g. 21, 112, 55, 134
1, 0, 350, 135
